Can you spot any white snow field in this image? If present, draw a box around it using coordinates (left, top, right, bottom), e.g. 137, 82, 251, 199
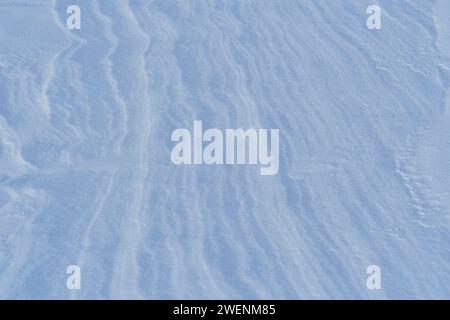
0, 0, 449, 299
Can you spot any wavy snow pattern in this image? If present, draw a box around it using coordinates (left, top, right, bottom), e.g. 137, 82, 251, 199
0, 0, 449, 299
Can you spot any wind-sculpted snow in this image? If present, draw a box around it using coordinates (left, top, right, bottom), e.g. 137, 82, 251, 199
0, 0, 449, 299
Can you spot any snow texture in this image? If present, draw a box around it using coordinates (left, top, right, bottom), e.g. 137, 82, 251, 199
0, 0, 449, 299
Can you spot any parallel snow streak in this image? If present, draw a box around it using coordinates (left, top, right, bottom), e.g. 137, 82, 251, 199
0, 0, 449, 299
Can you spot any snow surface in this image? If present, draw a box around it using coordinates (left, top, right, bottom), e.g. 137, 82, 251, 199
0, 0, 449, 299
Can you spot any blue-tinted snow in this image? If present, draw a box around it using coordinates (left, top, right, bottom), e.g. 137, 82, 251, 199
0, 0, 449, 299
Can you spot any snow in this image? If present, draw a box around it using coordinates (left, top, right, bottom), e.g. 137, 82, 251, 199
0, 0, 449, 299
